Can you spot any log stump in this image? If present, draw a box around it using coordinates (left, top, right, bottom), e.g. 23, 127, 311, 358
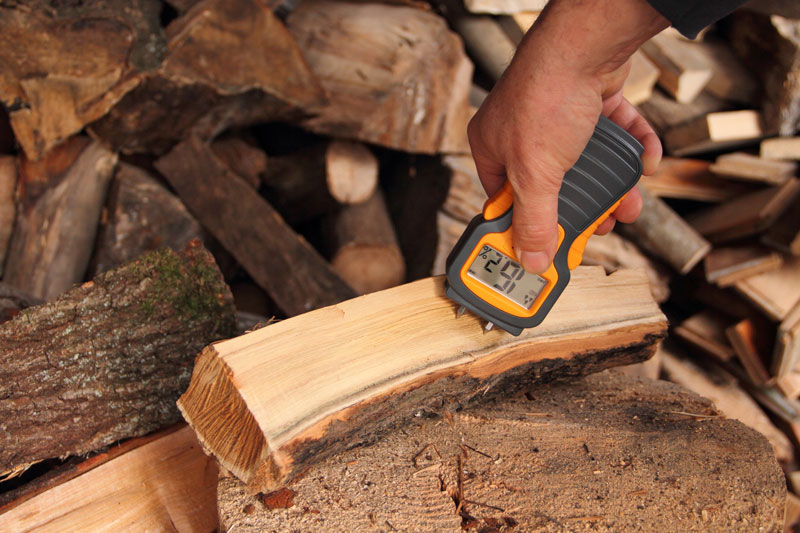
218, 371, 785, 532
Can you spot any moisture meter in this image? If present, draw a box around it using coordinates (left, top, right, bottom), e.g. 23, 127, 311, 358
445, 116, 644, 335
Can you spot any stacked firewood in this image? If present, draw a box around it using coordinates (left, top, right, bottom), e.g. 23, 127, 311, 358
0, 0, 798, 530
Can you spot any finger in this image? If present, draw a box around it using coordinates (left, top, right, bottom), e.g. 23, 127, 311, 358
508, 166, 562, 273
603, 97, 662, 176
471, 149, 507, 196
595, 217, 616, 235
613, 185, 643, 223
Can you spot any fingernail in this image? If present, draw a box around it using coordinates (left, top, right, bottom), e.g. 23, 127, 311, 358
519, 251, 549, 273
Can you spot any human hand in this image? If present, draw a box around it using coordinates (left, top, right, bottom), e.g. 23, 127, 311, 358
467, 0, 667, 273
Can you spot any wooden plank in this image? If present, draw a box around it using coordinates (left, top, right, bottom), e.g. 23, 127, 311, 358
663, 110, 764, 157
218, 371, 785, 531
673, 311, 735, 362
709, 152, 796, 185
0, 426, 218, 532
735, 256, 800, 321
177, 267, 666, 492
761, 136, 800, 160
623, 51, 660, 106
639, 156, 751, 202
687, 178, 800, 244
155, 135, 356, 317
704, 245, 784, 287
0, 242, 235, 479
640, 31, 712, 104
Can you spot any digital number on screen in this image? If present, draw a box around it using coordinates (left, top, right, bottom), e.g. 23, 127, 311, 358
467, 245, 547, 310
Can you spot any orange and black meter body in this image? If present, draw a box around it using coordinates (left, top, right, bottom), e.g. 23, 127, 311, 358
445, 116, 644, 336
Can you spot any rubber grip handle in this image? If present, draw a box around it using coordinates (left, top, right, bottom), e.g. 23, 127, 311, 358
482, 181, 514, 221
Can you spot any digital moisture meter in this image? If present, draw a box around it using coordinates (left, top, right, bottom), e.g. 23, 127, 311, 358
445, 115, 644, 336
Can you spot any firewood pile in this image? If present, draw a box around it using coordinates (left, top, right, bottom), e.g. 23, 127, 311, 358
0, 0, 798, 530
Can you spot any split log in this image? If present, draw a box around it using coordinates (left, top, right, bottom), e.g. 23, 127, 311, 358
617, 185, 710, 274
763, 203, 800, 255
636, 89, 728, 135
663, 110, 764, 156
725, 318, 773, 386
89, 0, 325, 155
687, 37, 759, 105
432, 211, 467, 276
0, 241, 236, 479
735, 255, 800, 321
704, 245, 784, 287
451, 15, 516, 82
641, 31, 712, 104
463, 0, 546, 14
660, 344, 793, 463
687, 178, 800, 244
0, 156, 16, 275
217, 371, 785, 531
774, 303, 800, 378
287, 0, 473, 154
3, 140, 117, 300
639, 156, 751, 203
177, 267, 666, 492
328, 190, 405, 295
0, 0, 165, 160
777, 371, 800, 400
673, 311, 735, 362
0, 426, 218, 532
761, 136, 800, 160
710, 151, 797, 185
211, 137, 268, 190
622, 51, 660, 106
155, 135, 356, 317
726, 12, 800, 136
90, 163, 203, 276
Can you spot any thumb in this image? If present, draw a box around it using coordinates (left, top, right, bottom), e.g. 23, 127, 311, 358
509, 171, 562, 274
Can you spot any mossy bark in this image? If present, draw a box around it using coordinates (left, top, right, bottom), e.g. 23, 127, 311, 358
0, 240, 235, 478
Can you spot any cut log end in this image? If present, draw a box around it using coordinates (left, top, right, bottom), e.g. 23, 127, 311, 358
332, 245, 406, 295
325, 141, 378, 205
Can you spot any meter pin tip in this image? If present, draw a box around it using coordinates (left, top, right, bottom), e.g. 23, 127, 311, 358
456, 305, 466, 319
485, 321, 495, 332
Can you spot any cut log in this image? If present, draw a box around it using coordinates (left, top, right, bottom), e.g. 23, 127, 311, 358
0, 0, 165, 160
709, 151, 797, 185
328, 190, 406, 295
90, 163, 203, 276
761, 136, 800, 160
177, 267, 666, 492
673, 311, 735, 362
617, 185, 710, 274
287, 0, 473, 154
580, 231, 671, 303
0, 241, 236, 479
725, 318, 773, 386
0, 156, 16, 275
0, 425, 218, 532
663, 110, 764, 156
441, 154, 488, 223
636, 89, 728, 135
463, 0, 546, 14
688, 38, 759, 105
704, 245, 784, 287
639, 156, 751, 203
155, 135, 356, 317
211, 137, 268, 190
762, 203, 800, 255
641, 31, 713, 104
735, 255, 800, 321
687, 178, 800, 244
324, 141, 380, 205
726, 12, 800, 136
3, 140, 117, 300
432, 210, 467, 276
622, 51, 660, 106
775, 303, 800, 378
451, 15, 515, 83
660, 344, 793, 463
89, 0, 325, 155
217, 371, 785, 531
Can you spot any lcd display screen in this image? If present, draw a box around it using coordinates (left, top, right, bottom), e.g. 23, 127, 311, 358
467, 245, 547, 310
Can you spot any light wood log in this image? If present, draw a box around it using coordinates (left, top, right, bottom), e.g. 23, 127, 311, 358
726, 319, 773, 386
90, 0, 325, 155
704, 245, 784, 287
776, 371, 800, 400
639, 156, 751, 203
763, 203, 800, 255
328, 190, 405, 295
735, 255, 800, 321
178, 267, 665, 492
663, 110, 764, 156
155, 135, 356, 317
3, 140, 117, 300
90, 163, 203, 276
623, 51, 660, 106
775, 303, 800, 378
617, 185, 710, 274
761, 136, 800, 160
0, 425, 218, 532
641, 32, 713, 104
0, 0, 164, 160
727, 12, 800, 136
687, 178, 800, 244
451, 15, 516, 82
710, 151, 797, 185
211, 137, 268, 190
441, 154, 487, 222
287, 0, 472, 154
0, 242, 236, 479
661, 344, 793, 463
673, 311, 735, 362
432, 211, 468, 276
218, 371, 785, 531
463, 0, 546, 14
0, 156, 16, 275
636, 89, 727, 135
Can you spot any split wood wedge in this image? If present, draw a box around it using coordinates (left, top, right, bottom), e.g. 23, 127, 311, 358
178, 266, 667, 491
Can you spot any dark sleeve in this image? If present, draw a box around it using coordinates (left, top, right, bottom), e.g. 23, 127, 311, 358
644, 0, 749, 38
